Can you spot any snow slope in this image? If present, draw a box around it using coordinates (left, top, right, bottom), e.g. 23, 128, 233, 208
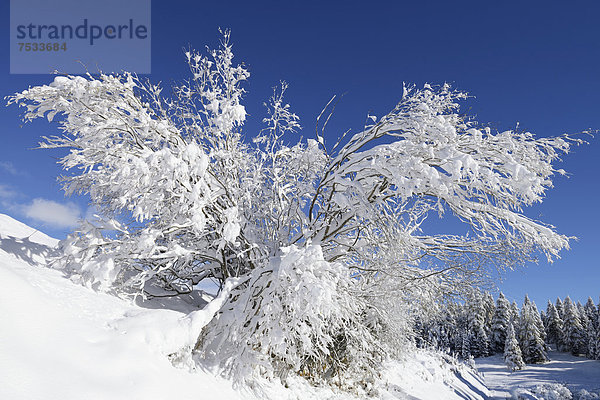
0, 213, 58, 264
0, 215, 245, 400
0, 213, 489, 400
476, 352, 600, 399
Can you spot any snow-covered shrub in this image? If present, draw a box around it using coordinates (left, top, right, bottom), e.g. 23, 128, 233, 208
514, 383, 573, 400
9, 30, 587, 387
195, 244, 383, 385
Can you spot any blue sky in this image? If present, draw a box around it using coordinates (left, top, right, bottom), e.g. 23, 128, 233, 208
1, 1, 598, 308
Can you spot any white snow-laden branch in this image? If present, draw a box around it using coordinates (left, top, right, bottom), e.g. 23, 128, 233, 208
305, 83, 584, 274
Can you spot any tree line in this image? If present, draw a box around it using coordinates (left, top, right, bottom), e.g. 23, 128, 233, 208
416, 292, 600, 371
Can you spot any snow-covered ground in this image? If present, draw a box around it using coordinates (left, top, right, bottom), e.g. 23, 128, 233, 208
476, 352, 600, 399
0, 213, 491, 400
0, 214, 246, 400
4, 212, 600, 400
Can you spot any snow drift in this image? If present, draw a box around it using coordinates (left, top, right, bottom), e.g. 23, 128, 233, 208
0, 213, 489, 400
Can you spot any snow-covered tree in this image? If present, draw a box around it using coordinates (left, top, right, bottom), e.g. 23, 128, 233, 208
556, 298, 565, 321
563, 296, 587, 356
518, 296, 548, 364
540, 310, 547, 327
458, 328, 473, 360
510, 301, 520, 325
483, 292, 496, 333
584, 297, 598, 330
471, 321, 490, 358
593, 313, 600, 360
490, 292, 511, 353
530, 298, 547, 345
195, 245, 383, 384
464, 292, 490, 357
585, 318, 597, 359
578, 301, 589, 327
9, 31, 584, 385
10, 52, 581, 294
436, 309, 457, 352
545, 301, 565, 351
504, 323, 525, 371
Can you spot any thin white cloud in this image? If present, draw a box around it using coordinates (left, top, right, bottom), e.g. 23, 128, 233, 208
0, 161, 20, 176
0, 184, 17, 199
23, 198, 81, 229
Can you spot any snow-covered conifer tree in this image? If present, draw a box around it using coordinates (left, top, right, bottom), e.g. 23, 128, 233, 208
490, 292, 511, 354
584, 297, 598, 330
459, 329, 473, 360
594, 314, 600, 360
556, 298, 565, 320
510, 301, 520, 325
465, 293, 490, 357
545, 301, 565, 351
530, 299, 547, 346
586, 318, 597, 359
518, 296, 548, 364
483, 292, 495, 334
504, 323, 525, 371
563, 296, 587, 356
540, 310, 547, 327
578, 302, 589, 327
438, 310, 457, 352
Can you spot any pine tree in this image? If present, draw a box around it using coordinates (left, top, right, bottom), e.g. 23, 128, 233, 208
442, 302, 460, 354
556, 298, 565, 320
483, 292, 496, 334
519, 296, 548, 363
530, 299, 547, 346
472, 324, 489, 358
436, 320, 452, 352
510, 301, 520, 325
504, 323, 525, 371
452, 308, 469, 357
466, 294, 490, 357
578, 301, 589, 327
540, 310, 547, 327
459, 329, 473, 360
584, 297, 598, 330
545, 301, 566, 351
563, 296, 587, 356
490, 292, 511, 354
586, 318, 597, 359
594, 313, 600, 360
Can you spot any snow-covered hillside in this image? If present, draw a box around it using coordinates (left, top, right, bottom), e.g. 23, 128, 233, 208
0, 214, 245, 400
0, 213, 491, 400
